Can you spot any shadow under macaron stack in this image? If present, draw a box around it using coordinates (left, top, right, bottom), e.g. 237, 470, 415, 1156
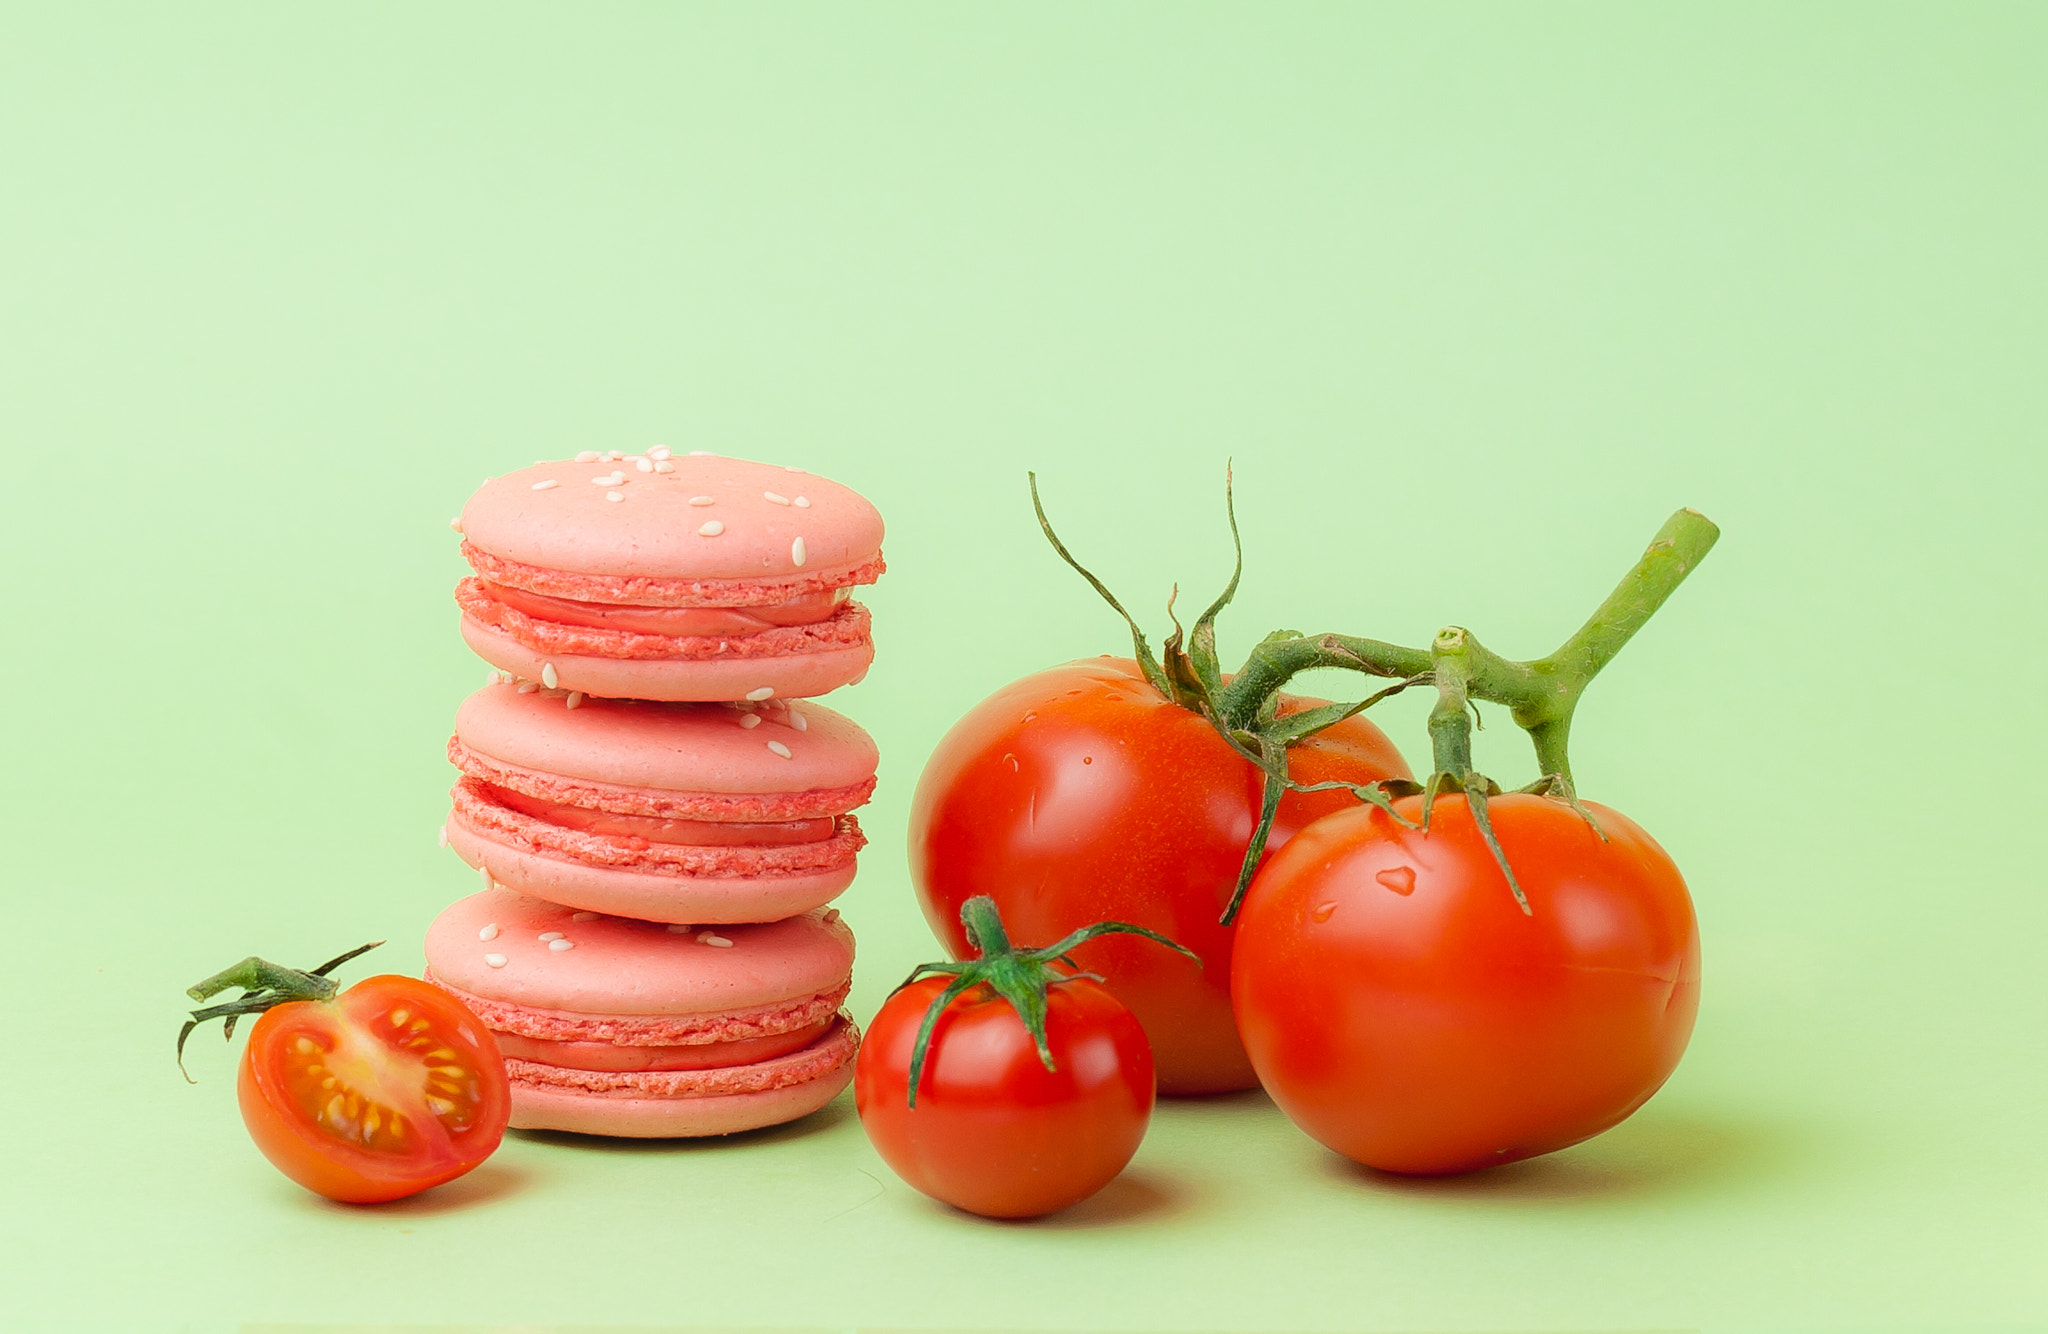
426, 448, 883, 1137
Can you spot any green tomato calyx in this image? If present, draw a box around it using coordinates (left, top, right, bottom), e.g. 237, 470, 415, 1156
894, 896, 1195, 1109
176, 941, 383, 1082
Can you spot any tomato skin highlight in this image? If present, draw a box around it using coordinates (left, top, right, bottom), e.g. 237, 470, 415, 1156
1232, 794, 1700, 1175
856, 976, 1155, 1219
235, 975, 510, 1204
909, 657, 1410, 1095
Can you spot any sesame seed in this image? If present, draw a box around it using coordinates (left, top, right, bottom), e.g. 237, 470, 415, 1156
531, 479, 560, 491
549, 938, 574, 952
763, 491, 790, 505
654, 460, 675, 473
576, 450, 600, 463
538, 932, 565, 942
791, 536, 807, 567
484, 953, 508, 968
739, 713, 761, 729
516, 682, 538, 694
688, 495, 716, 506
591, 472, 624, 485
787, 708, 808, 732
767, 740, 793, 759
690, 450, 716, 457
477, 863, 492, 889
542, 663, 559, 689
649, 446, 672, 460
699, 520, 725, 536
449, 517, 463, 532
631, 457, 651, 473
667, 923, 694, 934
438, 825, 449, 847
478, 923, 499, 942
608, 450, 624, 461
566, 691, 585, 709
698, 931, 733, 948
571, 911, 598, 922
485, 669, 499, 686
794, 496, 811, 508
823, 908, 841, 925
745, 686, 775, 701
606, 490, 624, 502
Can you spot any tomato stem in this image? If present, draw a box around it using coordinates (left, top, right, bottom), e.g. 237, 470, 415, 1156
177, 942, 383, 1082
895, 897, 1195, 1108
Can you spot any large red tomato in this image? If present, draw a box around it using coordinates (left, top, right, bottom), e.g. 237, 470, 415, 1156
909, 656, 1411, 1095
1232, 793, 1700, 1174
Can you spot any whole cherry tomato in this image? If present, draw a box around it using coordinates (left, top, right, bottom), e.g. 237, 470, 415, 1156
858, 974, 1155, 1219
856, 895, 1179, 1219
910, 657, 1411, 1095
1231, 793, 1700, 1175
184, 949, 510, 1203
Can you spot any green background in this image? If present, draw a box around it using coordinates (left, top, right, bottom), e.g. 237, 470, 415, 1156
3, 4, 2044, 1330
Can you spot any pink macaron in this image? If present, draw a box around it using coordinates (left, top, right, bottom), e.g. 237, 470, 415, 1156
444, 680, 877, 925
426, 888, 858, 1137
455, 450, 884, 702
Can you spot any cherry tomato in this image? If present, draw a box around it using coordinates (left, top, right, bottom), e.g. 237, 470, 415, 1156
236, 975, 510, 1203
909, 657, 1411, 1095
856, 974, 1154, 1219
1232, 793, 1700, 1175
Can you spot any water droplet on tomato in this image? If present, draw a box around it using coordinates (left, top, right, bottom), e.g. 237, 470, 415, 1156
1003, 753, 1019, 772
1376, 866, 1417, 895
1311, 901, 1337, 923
1066, 689, 1084, 697
1022, 712, 1037, 723
1104, 693, 1122, 702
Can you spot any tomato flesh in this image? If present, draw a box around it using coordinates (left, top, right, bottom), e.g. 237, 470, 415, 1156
909, 657, 1410, 1095
1232, 794, 1700, 1175
237, 975, 510, 1203
856, 976, 1154, 1218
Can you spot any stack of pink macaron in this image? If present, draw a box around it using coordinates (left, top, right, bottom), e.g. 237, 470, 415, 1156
425, 448, 883, 1137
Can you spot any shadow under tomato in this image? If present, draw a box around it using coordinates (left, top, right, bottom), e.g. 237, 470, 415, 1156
509, 1093, 855, 1155
299, 1158, 531, 1216
1324, 1106, 1804, 1204
935, 1167, 1195, 1230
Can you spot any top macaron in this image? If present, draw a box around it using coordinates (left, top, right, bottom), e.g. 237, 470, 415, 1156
456, 450, 884, 702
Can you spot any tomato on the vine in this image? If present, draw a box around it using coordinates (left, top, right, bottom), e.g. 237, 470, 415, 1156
1231, 793, 1700, 1175
183, 948, 510, 1204
858, 973, 1155, 1219
909, 656, 1411, 1095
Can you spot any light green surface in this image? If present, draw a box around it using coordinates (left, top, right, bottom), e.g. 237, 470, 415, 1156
3, 4, 2045, 1331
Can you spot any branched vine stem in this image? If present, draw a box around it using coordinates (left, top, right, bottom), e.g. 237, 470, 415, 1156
1029, 471, 1719, 922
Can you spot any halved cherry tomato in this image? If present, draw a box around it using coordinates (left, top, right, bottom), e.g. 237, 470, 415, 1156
1232, 793, 1700, 1175
236, 975, 510, 1203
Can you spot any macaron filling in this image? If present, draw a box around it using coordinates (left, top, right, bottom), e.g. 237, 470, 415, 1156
485, 785, 837, 847
504, 1016, 858, 1099
458, 578, 873, 662
485, 583, 850, 637
451, 777, 866, 876
493, 1019, 835, 1072
447, 733, 877, 824
463, 544, 884, 609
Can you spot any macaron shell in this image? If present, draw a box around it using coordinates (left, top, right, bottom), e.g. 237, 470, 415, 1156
462, 615, 873, 701
460, 456, 883, 583
507, 1023, 857, 1138
454, 682, 877, 798
447, 811, 858, 924
424, 888, 855, 1015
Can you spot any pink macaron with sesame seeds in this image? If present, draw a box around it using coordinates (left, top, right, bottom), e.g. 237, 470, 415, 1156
444, 680, 877, 925
455, 450, 883, 702
425, 888, 858, 1137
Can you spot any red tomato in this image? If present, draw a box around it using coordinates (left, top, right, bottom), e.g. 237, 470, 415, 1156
236, 975, 510, 1203
856, 974, 1154, 1219
1232, 793, 1700, 1174
909, 657, 1411, 1095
